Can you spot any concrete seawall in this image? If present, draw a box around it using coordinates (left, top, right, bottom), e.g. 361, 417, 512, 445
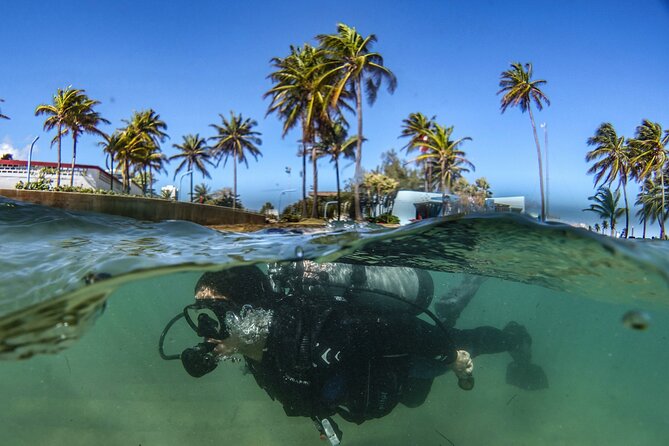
0, 189, 265, 226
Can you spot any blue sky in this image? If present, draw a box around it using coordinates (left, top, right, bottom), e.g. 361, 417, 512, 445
1, 0, 668, 232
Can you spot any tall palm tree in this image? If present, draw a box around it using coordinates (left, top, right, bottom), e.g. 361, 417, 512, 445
400, 112, 436, 191
410, 123, 474, 195
64, 91, 110, 186
583, 186, 625, 236
137, 146, 168, 196
265, 44, 335, 218
122, 109, 168, 194
498, 62, 550, 221
317, 23, 397, 220
318, 118, 356, 219
628, 120, 669, 239
0, 98, 9, 120
210, 112, 262, 210
170, 134, 213, 201
586, 123, 633, 237
98, 131, 126, 192
635, 178, 668, 238
35, 86, 83, 186
114, 129, 144, 193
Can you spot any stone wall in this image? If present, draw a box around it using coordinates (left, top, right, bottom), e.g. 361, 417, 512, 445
0, 189, 265, 226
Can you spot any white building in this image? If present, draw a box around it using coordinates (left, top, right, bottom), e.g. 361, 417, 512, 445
0, 159, 143, 195
392, 190, 526, 225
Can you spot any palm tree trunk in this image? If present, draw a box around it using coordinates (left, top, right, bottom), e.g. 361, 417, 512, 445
660, 170, 666, 239
124, 162, 130, 194
428, 162, 433, 192
189, 161, 193, 202
440, 160, 446, 216
233, 156, 238, 211
354, 79, 363, 221
301, 116, 308, 218
110, 158, 114, 192
56, 123, 62, 187
149, 166, 153, 197
311, 144, 319, 219
335, 156, 341, 220
70, 134, 78, 187
621, 179, 629, 238
528, 107, 546, 221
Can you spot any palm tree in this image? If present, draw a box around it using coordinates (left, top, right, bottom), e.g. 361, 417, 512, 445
317, 23, 397, 220
114, 129, 145, 193
498, 62, 550, 221
318, 118, 356, 219
410, 123, 474, 195
122, 110, 168, 194
170, 134, 213, 201
594, 222, 601, 233
400, 112, 436, 191
474, 178, 492, 207
265, 44, 335, 218
628, 120, 668, 239
35, 86, 83, 186
137, 146, 168, 196
194, 183, 213, 204
98, 131, 125, 192
635, 178, 668, 238
210, 112, 262, 210
602, 220, 609, 234
586, 123, 633, 237
583, 186, 625, 236
63, 91, 110, 186
0, 98, 9, 120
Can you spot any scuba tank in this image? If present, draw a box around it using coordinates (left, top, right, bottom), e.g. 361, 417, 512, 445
269, 261, 434, 314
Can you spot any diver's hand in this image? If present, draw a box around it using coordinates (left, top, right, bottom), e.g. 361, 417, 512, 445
452, 350, 473, 377
207, 337, 240, 358
452, 350, 474, 390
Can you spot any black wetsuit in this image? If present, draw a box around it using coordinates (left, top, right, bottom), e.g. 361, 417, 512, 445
245, 295, 516, 424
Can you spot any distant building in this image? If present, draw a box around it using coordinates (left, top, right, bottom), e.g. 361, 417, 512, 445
0, 159, 143, 195
392, 190, 526, 225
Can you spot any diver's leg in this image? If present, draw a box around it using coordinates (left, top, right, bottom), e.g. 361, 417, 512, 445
448, 325, 517, 357
434, 275, 487, 328
451, 323, 548, 390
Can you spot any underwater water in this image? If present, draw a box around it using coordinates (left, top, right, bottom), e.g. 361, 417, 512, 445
1, 196, 668, 446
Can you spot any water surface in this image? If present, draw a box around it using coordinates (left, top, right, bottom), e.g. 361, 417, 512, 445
1, 197, 667, 445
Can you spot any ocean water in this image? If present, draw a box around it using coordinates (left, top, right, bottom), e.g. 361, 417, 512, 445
1, 196, 668, 446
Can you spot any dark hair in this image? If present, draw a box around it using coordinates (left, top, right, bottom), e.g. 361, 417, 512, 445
195, 265, 272, 310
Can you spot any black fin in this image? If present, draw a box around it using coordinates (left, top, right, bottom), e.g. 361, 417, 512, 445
506, 361, 549, 391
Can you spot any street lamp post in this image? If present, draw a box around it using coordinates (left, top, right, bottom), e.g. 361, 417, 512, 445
26, 136, 39, 185
540, 123, 549, 219
177, 170, 193, 202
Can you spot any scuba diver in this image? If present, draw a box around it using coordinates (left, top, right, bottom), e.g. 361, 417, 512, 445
159, 262, 547, 445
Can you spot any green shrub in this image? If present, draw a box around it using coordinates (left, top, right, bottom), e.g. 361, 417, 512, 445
368, 213, 400, 224
281, 213, 302, 223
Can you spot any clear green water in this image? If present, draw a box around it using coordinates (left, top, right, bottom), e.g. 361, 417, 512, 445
1, 198, 668, 445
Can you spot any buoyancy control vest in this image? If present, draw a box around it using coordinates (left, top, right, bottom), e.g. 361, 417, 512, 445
246, 296, 342, 418
245, 292, 429, 423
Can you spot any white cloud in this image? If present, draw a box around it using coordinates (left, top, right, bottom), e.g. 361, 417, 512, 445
0, 136, 40, 160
